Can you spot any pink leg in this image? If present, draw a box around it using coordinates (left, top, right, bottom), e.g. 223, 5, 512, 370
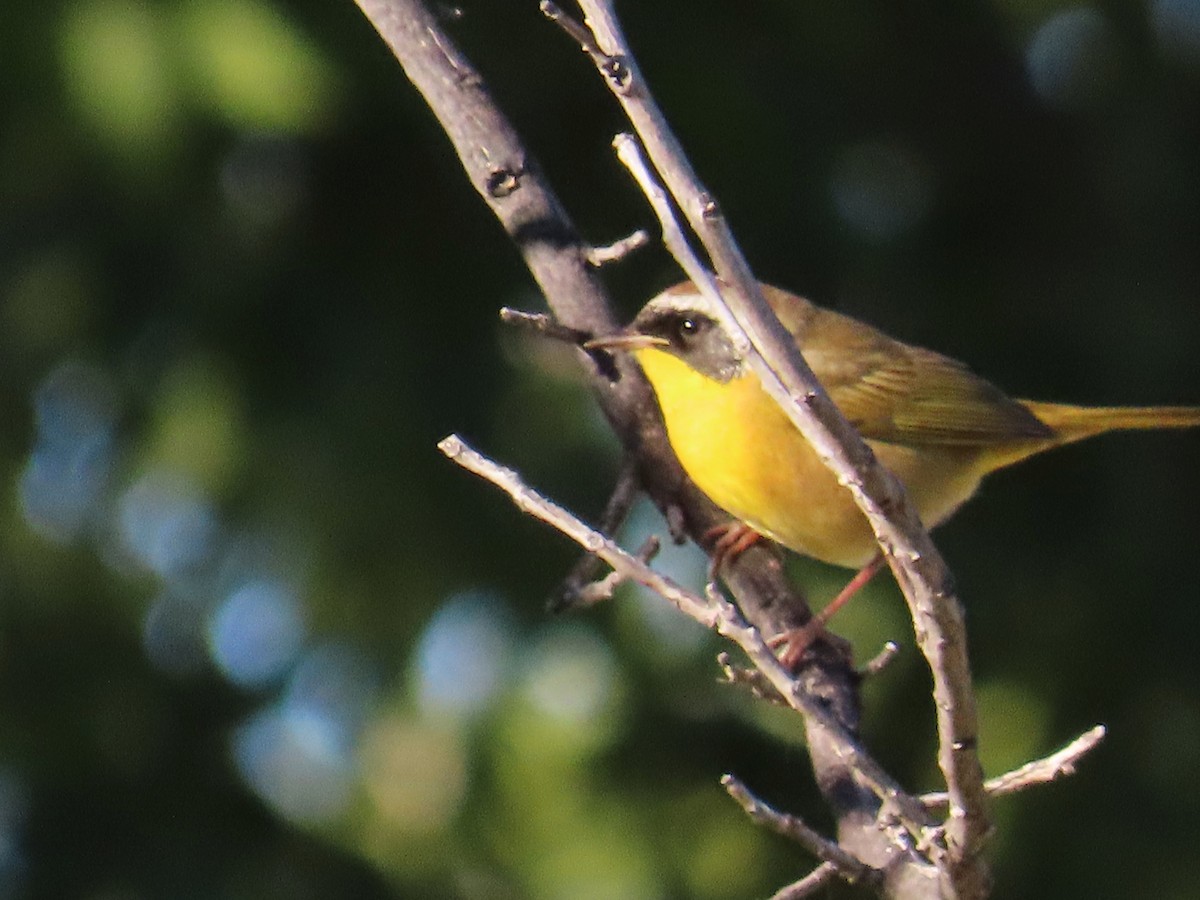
772, 554, 886, 669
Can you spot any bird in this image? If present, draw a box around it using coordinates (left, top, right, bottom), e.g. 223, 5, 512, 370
587, 281, 1200, 661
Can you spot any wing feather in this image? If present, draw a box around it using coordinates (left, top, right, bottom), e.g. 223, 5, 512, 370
762, 287, 1052, 447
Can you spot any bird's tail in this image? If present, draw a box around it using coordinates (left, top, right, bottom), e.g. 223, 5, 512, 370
1019, 400, 1200, 447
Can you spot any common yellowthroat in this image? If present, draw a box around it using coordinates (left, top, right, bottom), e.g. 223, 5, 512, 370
590, 282, 1200, 634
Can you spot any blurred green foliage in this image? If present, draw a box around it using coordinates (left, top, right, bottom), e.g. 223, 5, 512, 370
1, 0, 1199, 897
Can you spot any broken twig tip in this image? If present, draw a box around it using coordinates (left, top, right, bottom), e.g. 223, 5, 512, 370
437, 435, 464, 458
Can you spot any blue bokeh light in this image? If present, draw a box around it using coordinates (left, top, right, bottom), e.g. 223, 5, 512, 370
31, 359, 118, 446
412, 590, 515, 720
829, 139, 932, 244
520, 623, 616, 725
230, 644, 379, 826
284, 641, 379, 739
207, 579, 306, 688
231, 703, 355, 825
116, 470, 219, 578
1151, 0, 1200, 69
19, 361, 119, 543
18, 437, 114, 543
619, 499, 710, 659
1025, 7, 1120, 110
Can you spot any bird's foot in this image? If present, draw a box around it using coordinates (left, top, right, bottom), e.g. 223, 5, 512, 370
702, 521, 762, 582
769, 554, 887, 669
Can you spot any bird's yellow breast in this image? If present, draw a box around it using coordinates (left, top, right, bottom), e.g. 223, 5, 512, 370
634, 347, 987, 568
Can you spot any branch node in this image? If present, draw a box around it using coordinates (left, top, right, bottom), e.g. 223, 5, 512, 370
485, 165, 523, 198
543, 0, 632, 94
433, 2, 464, 23
602, 54, 633, 92
541, 1, 599, 54
551, 535, 660, 611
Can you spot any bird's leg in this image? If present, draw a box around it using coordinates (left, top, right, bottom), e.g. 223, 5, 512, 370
702, 521, 762, 582
771, 553, 886, 669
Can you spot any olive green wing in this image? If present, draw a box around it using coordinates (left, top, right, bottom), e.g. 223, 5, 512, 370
795, 306, 1052, 447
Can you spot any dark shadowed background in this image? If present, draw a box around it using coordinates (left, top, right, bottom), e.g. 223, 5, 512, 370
2, 1, 1199, 897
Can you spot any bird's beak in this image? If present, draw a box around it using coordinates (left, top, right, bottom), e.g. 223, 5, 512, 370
583, 332, 669, 352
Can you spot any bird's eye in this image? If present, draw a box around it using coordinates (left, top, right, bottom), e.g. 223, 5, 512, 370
674, 316, 702, 342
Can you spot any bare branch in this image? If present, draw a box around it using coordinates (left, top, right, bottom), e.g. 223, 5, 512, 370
439, 434, 715, 624
356, 4, 958, 895
722, 775, 881, 889
437, 434, 939, 841
552, 2, 989, 891
922, 726, 1107, 809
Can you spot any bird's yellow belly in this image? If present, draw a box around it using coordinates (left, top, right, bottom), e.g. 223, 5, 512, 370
637, 349, 984, 569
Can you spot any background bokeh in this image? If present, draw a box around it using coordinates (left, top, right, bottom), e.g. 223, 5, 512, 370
2, 0, 1199, 897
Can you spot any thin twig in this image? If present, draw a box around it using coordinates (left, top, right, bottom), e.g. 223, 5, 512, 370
587, 228, 650, 266
722, 775, 880, 888
499, 307, 593, 345
922, 725, 1107, 808
770, 863, 841, 900
716, 651, 786, 706
439, 434, 716, 625
612, 135, 722, 305
555, 534, 660, 611
542, 1, 602, 56
497, 305, 627, 414
863, 641, 903, 677
549, 457, 645, 612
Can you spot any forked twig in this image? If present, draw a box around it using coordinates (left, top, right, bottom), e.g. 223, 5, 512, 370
922, 725, 1107, 808
549, 456, 645, 612
722, 775, 881, 889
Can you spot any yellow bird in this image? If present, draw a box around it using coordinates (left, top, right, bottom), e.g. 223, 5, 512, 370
590, 281, 1200, 652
